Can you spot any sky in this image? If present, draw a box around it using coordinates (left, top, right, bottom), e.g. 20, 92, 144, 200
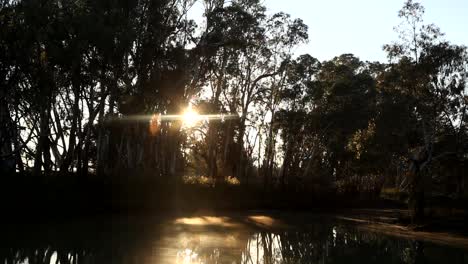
189, 0, 468, 63
265, 0, 468, 62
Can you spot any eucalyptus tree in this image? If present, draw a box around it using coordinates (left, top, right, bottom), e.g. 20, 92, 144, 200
275, 54, 321, 190
190, 0, 266, 181
218, 5, 308, 184
305, 54, 376, 195
0, 1, 19, 174
93, 0, 200, 179
4, 0, 71, 176
0, 0, 201, 177
185, 0, 308, 184
382, 0, 468, 221
256, 13, 308, 189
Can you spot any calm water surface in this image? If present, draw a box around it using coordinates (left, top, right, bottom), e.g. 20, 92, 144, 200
1, 213, 467, 264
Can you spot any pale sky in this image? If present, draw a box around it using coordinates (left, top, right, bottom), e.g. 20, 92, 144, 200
265, 0, 468, 62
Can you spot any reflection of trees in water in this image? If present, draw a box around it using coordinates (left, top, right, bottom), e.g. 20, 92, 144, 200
1, 220, 467, 264
0, 247, 86, 264
0, 240, 152, 264
402, 241, 425, 264
239, 224, 466, 264
0, 217, 162, 264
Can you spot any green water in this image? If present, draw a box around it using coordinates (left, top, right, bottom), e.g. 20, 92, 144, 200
0, 213, 467, 264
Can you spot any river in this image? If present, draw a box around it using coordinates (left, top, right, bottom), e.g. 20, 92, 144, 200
1, 212, 467, 263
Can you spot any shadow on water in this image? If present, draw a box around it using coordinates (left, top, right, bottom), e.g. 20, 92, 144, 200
0, 214, 467, 264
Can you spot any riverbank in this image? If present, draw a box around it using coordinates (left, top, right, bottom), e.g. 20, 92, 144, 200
1, 174, 466, 242
329, 209, 468, 249
0, 174, 403, 215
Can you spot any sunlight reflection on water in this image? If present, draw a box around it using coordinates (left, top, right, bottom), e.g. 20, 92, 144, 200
174, 216, 237, 227
1, 214, 467, 264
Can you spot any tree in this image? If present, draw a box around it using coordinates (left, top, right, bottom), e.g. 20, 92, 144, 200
383, 0, 468, 221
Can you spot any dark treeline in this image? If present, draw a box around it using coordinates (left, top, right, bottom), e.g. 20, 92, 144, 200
0, 0, 467, 221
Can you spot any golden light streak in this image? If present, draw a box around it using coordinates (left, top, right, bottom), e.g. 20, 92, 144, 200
109, 113, 238, 123
174, 216, 237, 227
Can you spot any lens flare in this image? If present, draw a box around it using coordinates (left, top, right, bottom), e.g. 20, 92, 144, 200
182, 107, 200, 128
149, 113, 161, 135
109, 109, 238, 130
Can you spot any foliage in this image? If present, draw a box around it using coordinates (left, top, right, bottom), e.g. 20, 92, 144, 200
0, 0, 466, 218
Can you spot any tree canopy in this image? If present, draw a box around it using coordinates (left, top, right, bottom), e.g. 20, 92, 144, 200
0, 0, 467, 221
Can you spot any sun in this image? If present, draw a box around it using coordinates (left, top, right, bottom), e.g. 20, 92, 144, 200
182, 107, 200, 128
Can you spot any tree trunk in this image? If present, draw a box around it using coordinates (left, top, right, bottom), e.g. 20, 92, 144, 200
33, 106, 50, 176
96, 95, 107, 176
280, 140, 293, 192
223, 120, 233, 175
263, 112, 276, 191
237, 119, 246, 185
80, 93, 107, 176
0, 95, 15, 174
408, 156, 426, 223
60, 74, 81, 174
207, 123, 218, 180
